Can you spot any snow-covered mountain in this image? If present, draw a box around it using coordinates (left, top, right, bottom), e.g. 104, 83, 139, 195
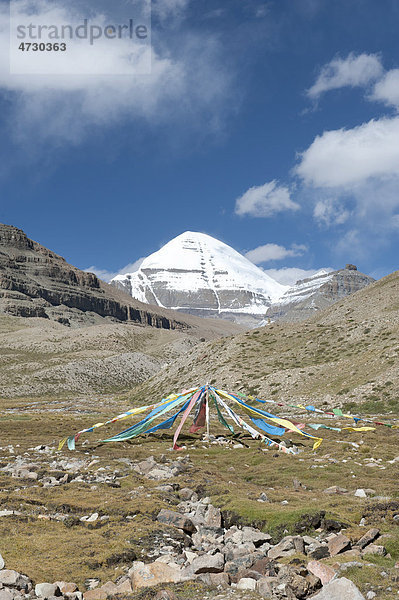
266, 265, 375, 323
111, 231, 288, 326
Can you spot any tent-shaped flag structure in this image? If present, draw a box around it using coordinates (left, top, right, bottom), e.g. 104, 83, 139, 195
59, 385, 325, 454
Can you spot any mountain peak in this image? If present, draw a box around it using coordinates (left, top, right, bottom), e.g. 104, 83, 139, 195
112, 231, 287, 326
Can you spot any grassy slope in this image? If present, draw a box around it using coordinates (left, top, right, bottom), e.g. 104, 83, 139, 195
136, 271, 399, 412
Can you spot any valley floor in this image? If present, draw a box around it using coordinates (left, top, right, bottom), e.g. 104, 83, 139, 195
0, 394, 399, 599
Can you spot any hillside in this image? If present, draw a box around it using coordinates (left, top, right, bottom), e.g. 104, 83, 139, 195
136, 270, 399, 411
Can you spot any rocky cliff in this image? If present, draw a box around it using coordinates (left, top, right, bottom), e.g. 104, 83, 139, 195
0, 224, 191, 330
266, 265, 375, 323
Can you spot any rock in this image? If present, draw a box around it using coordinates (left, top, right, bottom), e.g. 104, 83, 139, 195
129, 561, 182, 589
157, 509, 196, 534
310, 576, 365, 599
0, 571, 31, 591
250, 557, 277, 577
0, 555, 4, 570
224, 556, 256, 576
306, 543, 330, 560
237, 577, 257, 590
186, 553, 224, 575
356, 528, 380, 549
366, 592, 376, 599
307, 560, 336, 585
198, 572, 229, 588
115, 578, 132, 594
0, 590, 13, 600
257, 576, 277, 597
35, 583, 61, 598
83, 588, 108, 600
293, 536, 305, 554
362, 544, 386, 556
224, 542, 256, 562
328, 534, 351, 557
241, 527, 272, 547
54, 583, 78, 594
268, 536, 295, 560
258, 493, 269, 503
354, 489, 367, 498
323, 486, 348, 494
179, 488, 197, 502
205, 505, 222, 528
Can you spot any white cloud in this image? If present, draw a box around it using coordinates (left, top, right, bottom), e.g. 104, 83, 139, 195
0, 1, 234, 146
313, 198, 350, 226
152, 0, 189, 20
245, 243, 307, 264
85, 258, 144, 282
263, 267, 333, 287
235, 180, 299, 218
372, 69, 399, 110
307, 52, 383, 99
296, 116, 399, 188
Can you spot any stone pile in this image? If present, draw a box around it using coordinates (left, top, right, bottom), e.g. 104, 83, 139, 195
0, 490, 380, 600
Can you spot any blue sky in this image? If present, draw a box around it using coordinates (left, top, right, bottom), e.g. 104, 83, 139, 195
1, 0, 399, 285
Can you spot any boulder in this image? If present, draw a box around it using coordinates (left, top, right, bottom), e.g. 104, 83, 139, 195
83, 588, 108, 600
0, 571, 31, 591
237, 577, 256, 590
186, 553, 224, 575
205, 505, 222, 528
307, 560, 336, 585
198, 572, 230, 587
362, 544, 386, 556
306, 543, 330, 560
157, 509, 196, 534
34, 584, 61, 599
129, 561, 182, 589
310, 576, 365, 599
323, 486, 348, 495
268, 536, 295, 560
257, 576, 277, 597
179, 488, 197, 501
116, 578, 133, 594
0, 590, 13, 600
328, 534, 351, 557
0, 554, 4, 570
356, 528, 379, 549
54, 582, 78, 594
241, 527, 272, 547
293, 536, 305, 554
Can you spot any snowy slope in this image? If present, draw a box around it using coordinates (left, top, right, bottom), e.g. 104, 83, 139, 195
265, 266, 374, 324
277, 269, 334, 305
111, 231, 288, 324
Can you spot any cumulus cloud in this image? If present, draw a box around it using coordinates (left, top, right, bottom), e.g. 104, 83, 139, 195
372, 69, 399, 110
263, 267, 333, 287
296, 116, 399, 188
307, 52, 383, 99
235, 180, 299, 218
85, 258, 145, 282
245, 243, 307, 264
0, 0, 234, 146
313, 198, 350, 226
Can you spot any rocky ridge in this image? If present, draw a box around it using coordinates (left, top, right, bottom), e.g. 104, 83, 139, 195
0, 224, 241, 338
266, 265, 375, 324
